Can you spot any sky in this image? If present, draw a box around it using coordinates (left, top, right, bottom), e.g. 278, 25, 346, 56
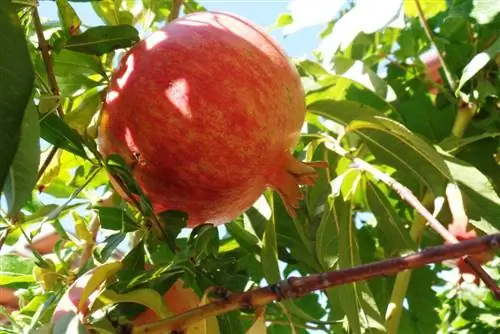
38, 0, 324, 58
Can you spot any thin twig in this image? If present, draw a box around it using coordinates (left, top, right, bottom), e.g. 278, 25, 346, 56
168, 0, 183, 22
132, 233, 500, 333
77, 213, 100, 269
463, 257, 500, 299
36, 146, 58, 183
414, 0, 457, 90
33, 7, 65, 180
0, 229, 8, 253
32, 8, 64, 118
325, 138, 497, 290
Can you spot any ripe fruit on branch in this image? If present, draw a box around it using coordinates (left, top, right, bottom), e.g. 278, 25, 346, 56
99, 11, 324, 227
132, 279, 200, 326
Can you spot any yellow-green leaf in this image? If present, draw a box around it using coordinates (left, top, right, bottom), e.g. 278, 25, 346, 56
77, 261, 123, 311
404, 0, 446, 18
95, 289, 169, 318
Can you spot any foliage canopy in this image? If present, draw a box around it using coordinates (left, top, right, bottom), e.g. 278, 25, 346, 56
0, 0, 499, 333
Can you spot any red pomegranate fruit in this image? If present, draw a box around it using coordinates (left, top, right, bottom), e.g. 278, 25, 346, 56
99, 11, 323, 227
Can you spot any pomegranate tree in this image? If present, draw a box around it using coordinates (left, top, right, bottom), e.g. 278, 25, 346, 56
99, 11, 322, 227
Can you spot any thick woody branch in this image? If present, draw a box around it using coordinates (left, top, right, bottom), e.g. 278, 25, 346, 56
325, 138, 497, 293
132, 233, 500, 333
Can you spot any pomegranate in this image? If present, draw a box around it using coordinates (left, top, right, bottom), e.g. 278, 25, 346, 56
132, 279, 200, 325
99, 11, 322, 227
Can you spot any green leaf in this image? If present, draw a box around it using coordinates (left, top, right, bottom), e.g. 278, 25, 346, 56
65, 25, 139, 56
97, 206, 139, 232
308, 99, 384, 130
366, 181, 415, 252
19, 293, 54, 316
398, 86, 455, 142
121, 239, 145, 270
405, 267, 440, 333
456, 36, 500, 92
3, 99, 40, 216
334, 197, 362, 334
300, 61, 396, 113
330, 57, 397, 102
96, 233, 126, 262
315, 195, 340, 271
442, 154, 500, 233
158, 210, 188, 240
64, 86, 102, 135
95, 288, 169, 318
0, 2, 34, 192
271, 13, 293, 30
40, 113, 88, 159
404, 0, 446, 17
330, 196, 385, 333
440, 132, 500, 154
0, 255, 35, 286
261, 193, 281, 283
189, 224, 219, 261
56, 0, 81, 36
52, 49, 104, 97
347, 116, 452, 197
91, 0, 121, 26
226, 215, 261, 248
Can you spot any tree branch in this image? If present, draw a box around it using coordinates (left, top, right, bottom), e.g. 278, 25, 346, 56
32, 8, 64, 118
168, 0, 183, 22
131, 233, 500, 333
36, 145, 58, 183
33, 7, 64, 180
77, 213, 100, 270
325, 138, 497, 291
414, 0, 457, 90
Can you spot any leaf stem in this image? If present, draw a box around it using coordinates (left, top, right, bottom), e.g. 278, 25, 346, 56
414, 0, 457, 90
33, 6, 66, 182
0, 229, 8, 253
168, 0, 183, 22
36, 145, 58, 183
77, 213, 101, 270
32, 7, 64, 118
131, 233, 500, 333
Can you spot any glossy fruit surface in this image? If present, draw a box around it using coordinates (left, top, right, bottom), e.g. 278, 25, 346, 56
99, 11, 321, 227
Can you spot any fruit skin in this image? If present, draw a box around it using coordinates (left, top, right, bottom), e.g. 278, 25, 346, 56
99, 11, 321, 227
132, 279, 200, 326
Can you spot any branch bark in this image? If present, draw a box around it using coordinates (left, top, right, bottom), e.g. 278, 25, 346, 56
32, 8, 63, 118
325, 138, 495, 286
132, 233, 500, 333
33, 7, 64, 180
